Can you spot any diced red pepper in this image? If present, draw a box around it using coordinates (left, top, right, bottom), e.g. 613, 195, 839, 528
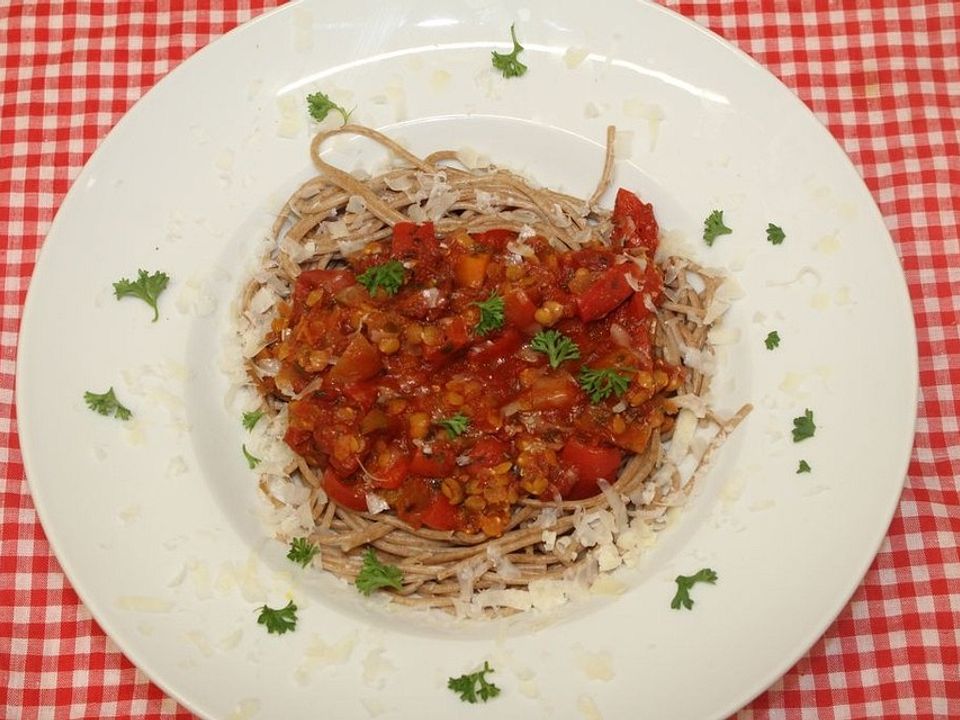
503, 288, 539, 334
559, 438, 623, 500
409, 448, 456, 477
322, 468, 368, 511
611, 188, 659, 253
328, 334, 382, 384
468, 327, 523, 366
373, 457, 408, 490
293, 268, 355, 304
422, 317, 472, 366
575, 265, 637, 322
420, 494, 461, 531
391, 222, 437, 256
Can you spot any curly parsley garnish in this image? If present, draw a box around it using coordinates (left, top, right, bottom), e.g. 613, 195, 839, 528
357, 259, 406, 297
530, 329, 580, 368
242, 409, 264, 430
764, 330, 781, 350
256, 600, 297, 634
113, 269, 169, 322
355, 548, 403, 596
448, 661, 501, 704
287, 537, 319, 567
436, 413, 470, 439
83, 387, 132, 420
792, 409, 816, 442
472, 291, 505, 336
702, 210, 732, 246
671, 568, 718, 610
797, 459, 812, 473
766, 223, 786, 245
491, 24, 527, 79
242, 444, 261, 469
306, 90, 352, 124
578, 366, 631, 404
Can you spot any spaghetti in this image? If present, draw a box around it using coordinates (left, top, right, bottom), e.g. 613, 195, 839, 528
236, 125, 750, 614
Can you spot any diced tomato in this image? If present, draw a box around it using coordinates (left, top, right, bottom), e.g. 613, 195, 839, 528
409, 448, 456, 477
518, 371, 580, 411
328, 334, 382, 383
322, 468, 368, 511
611, 188, 659, 253
575, 264, 637, 322
373, 456, 408, 490
391, 222, 437, 256
422, 317, 472, 366
503, 288, 539, 334
454, 252, 491, 288
468, 437, 509, 467
342, 381, 379, 409
559, 438, 623, 500
471, 229, 517, 250
468, 327, 523, 366
420, 494, 460, 531
293, 268, 355, 304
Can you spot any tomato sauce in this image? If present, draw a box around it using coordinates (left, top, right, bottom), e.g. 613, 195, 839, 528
255, 189, 683, 537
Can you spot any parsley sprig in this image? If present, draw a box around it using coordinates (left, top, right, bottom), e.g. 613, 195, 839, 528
83, 387, 132, 420
472, 291, 505, 336
671, 568, 718, 610
491, 24, 527, 79
287, 537, 320, 567
113, 269, 169, 322
357, 260, 406, 297
436, 413, 470, 439
242, 444, 261, 469
703, 210, 732, 246
797, 459, 812, 473
530, 329, 580, 368
767, 223, 786, 245
578, 366, 631, 404
256, 600, 297, 634
448, 661, 501, 704
764, 330, 781, 350
355, 548, 403, 596
792, 409, 816, 442
306, 90, 352, 124
242, 409, 264, 430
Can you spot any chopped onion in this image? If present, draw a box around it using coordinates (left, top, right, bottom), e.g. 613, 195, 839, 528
609, 323, 632, 348
365, 493, 389, 515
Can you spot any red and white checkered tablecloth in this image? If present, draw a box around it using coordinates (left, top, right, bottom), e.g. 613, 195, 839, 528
1, 2, 958, 718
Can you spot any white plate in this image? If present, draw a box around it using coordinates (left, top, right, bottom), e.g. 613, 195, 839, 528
17, 1, 917, 718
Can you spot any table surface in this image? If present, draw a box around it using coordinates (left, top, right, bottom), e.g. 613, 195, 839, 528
2, 2, 958, 718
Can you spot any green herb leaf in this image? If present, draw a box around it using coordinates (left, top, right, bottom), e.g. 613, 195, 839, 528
702, 210, 732, 246
797, 459, 812, 473
766, 223, 786, 245
670, 568, 718, 610
83, 387, 132, 420
286, 537, 319, 568
472, 291, 505, 336
491, 24, 527, 79
436, 413, 470, 439
242, 444, 261, 469
242, 409, 265, 431
792, 409, 816, 442
355, 548, 403, 596
764, 330, 781, 350
448, 661, 501, 704
306, 91, 352, 124
357, 260, 406, 297
530, 329, 581, 368
113, 269, 170, 322
256, 600, 297, 634
578, 366, 631, 404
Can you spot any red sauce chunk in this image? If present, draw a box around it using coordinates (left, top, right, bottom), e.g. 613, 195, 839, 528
256, 189, 683, 537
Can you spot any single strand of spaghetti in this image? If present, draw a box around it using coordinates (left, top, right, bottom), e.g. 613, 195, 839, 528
587, 125, 617, 210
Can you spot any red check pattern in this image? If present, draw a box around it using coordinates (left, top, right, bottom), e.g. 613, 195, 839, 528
1, 2, 958, 718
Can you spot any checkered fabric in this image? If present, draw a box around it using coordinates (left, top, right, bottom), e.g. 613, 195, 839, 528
1, 1, 957, 718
